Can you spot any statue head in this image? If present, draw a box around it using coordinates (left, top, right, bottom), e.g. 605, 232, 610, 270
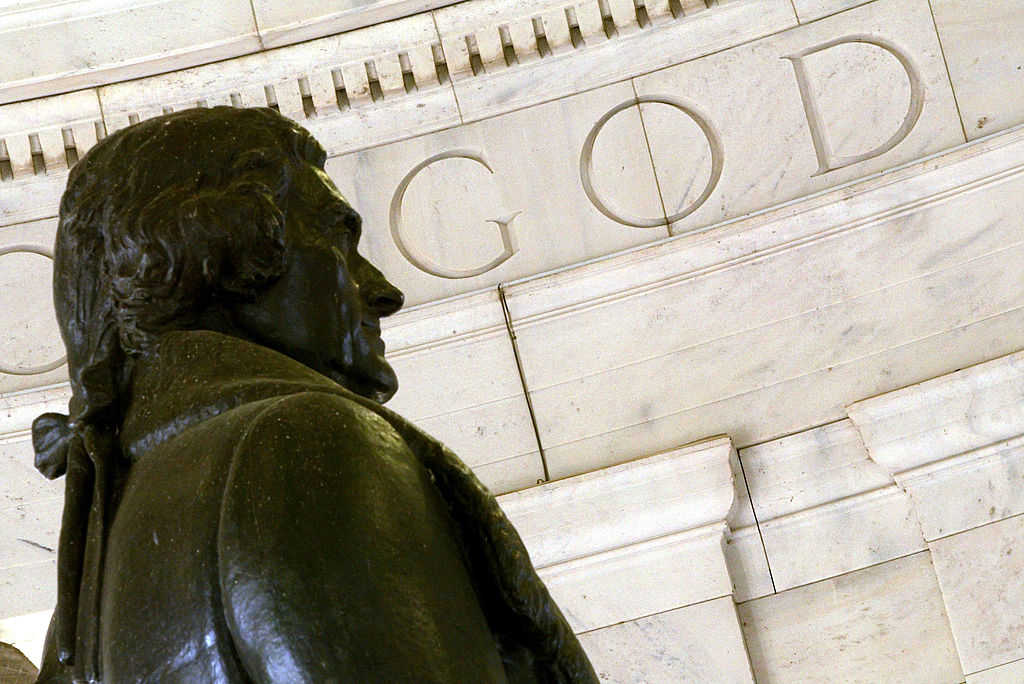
54, 106, 404, 426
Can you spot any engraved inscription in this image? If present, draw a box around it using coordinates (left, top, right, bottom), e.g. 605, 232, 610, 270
581, 95, 723, 228
389, 149, 520, 279
0, 245, 66, 375
784, 35, 925, 176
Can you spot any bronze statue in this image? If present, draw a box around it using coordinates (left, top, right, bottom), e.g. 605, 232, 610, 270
30, 107, 598, 683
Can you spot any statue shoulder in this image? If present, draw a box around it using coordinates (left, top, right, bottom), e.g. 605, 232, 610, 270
237, 390, 410, 463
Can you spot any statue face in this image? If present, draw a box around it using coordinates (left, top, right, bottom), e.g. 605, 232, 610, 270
231, 161, 405, 403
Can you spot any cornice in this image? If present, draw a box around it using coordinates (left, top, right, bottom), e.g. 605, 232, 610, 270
0, 0, 793, 214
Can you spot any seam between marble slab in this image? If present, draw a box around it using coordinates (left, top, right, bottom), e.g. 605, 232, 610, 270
733, 450, 777, 593
926, 510, 1024, 546
968, 655, 1024, 679
522, 303, 1024, 455
629, 79, 671, 237
246, 0, 266, 51
431, 11, 465, 126
925, 0, 968, 143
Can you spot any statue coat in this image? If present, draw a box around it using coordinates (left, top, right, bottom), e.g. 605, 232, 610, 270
36, 331, 597, 684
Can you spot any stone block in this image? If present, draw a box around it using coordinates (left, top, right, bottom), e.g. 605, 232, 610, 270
738, 552, 963, 684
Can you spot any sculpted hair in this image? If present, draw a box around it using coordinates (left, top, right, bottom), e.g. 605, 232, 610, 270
54, 106, 326, 424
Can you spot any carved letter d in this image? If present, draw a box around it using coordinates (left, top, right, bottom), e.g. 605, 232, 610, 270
784, 35, 925, 176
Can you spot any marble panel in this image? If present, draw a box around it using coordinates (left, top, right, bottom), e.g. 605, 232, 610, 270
539, 524, 732, 632
0, 384, 70, 438
634, 0, 964, 236
0, 219, 66, 394
967, 660, 1024, 684
500, 122, 1024, 476
497, 436, 735, 568
0, 560, 56, 620
510, 232, 1024, 476
738, 552, 963, 684
759, 485, 924, 590
737, 419, 925, 589
98, 15, 457, 158
848, 350, 1024, 475
253, 0, 460, 48
435, 0, 797, 121
930, 514, 1024, 675
792, 0, 874, 22
898, 435, 1024, 541
0, 498, 60, 570
931, 1, 1024, 140
327, 80, 665, 305
0, 0, 259, 104
579, 596, 756, 684
0, 437, 61, 511
725, 524, 775, 602
739, 419, 892, 521
535, 306, 1024, 478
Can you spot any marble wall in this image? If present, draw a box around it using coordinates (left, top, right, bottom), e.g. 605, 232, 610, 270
1, 0, 1023, 678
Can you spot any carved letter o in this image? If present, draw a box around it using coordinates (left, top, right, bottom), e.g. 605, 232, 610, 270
581, 95, 724, 228
0, 245, 67, 375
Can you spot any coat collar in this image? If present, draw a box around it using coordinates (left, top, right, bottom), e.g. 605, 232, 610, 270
120, 330, 365, 462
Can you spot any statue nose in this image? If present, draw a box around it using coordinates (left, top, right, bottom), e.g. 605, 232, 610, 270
365, 278, 404, 317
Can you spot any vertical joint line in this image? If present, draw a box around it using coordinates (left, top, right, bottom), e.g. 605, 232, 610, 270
431, 13, 465, 124
631, 80, 671, 237
926, 0, 968, 142
735, 451, 777, 594
497, 283, 550, 482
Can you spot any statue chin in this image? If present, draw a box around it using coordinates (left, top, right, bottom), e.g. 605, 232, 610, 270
328, 360, 398, 404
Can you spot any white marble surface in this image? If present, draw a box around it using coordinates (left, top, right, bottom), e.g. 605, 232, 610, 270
0, 610, 50, 667
739, 419, 891, 520
792, 0, 874, 22
436, 0, 797, 122
0, 560, 56, 620
930, 514, 1024, 675
849, 350, 1024, 475
491, 437, 736, 631
0, 437, 61, 511
899, 435, 1024, 541
327, 80, 666, 305
967, 660, 1024, 684
760, 485, 924, 590
738, 552, 963, 684
502, 123, 1024, 477
0, 0, 259, 104
931, 0, 1024, 140
725, 524, 775, 602
0, 218, 64, 393
497, 436, 735, 568
253, 0, 459, 48
539, 523, 732, 632
737, 420, 925, 590
635, 0, 964, 236
579, 596, 756, 684
97, 14, 457, 158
